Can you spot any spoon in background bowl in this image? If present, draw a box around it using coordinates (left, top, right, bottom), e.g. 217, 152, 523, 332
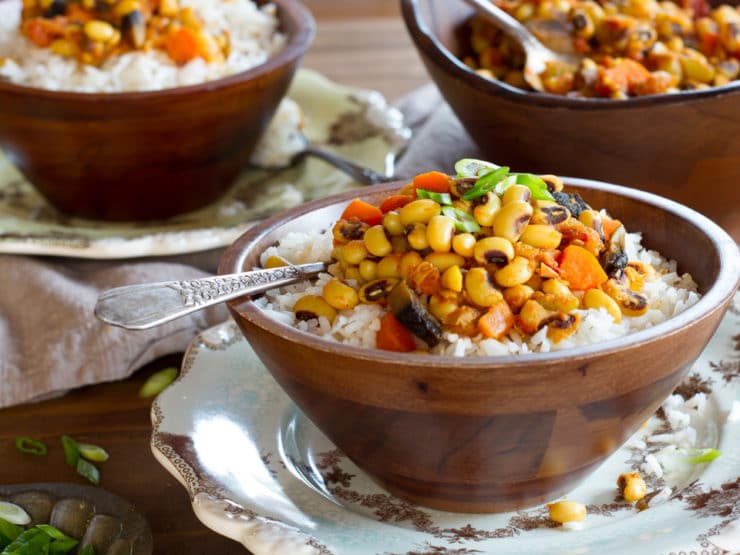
460, 0, 580, 92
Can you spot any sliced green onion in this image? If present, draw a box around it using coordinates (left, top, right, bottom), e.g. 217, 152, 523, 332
511, 173, 554, 201
0, 518, 22, 544
60, 436, 80, 468
461, 166, 510, 201
76, 459, 100, 485
415, 189, 452, 205
0, 504, 30, 527
685, 448, 721, 464
493, 174, 518, 196
14, 437, 47, 456
2, 527, 48, 553
78, 546, 96, 555
77, 444, 109, 463
455, 158, 500, 178
441, 206, 481, 233
138, 367, 178, 398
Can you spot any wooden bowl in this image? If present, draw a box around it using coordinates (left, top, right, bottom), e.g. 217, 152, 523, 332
400, 0, 740, 240
219, 179, 739, 513
0, 0, 314, 221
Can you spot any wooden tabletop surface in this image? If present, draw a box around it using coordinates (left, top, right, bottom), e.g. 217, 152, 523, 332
0, 2, 430, 554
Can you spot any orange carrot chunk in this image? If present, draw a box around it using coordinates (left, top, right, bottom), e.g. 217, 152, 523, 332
379, 194, 414, 214
477, 301, 514, 339
600, 218, 622, 242
340, 199, 383, 226
558, 245, 608, 290
376, 312, 417, 352
412, 171, 452, 194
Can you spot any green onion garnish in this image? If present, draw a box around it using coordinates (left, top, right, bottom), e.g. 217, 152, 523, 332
0, 504, 30, 527
685, 448, 721, 464
455, 158, 500, 178
1, 523, 79, 554
14, 437, 47, 457
461, 166, 510, 201
77, 444, 109, 463
0, 518, 21, 549
76, 459, 100, 485
415, 189, 452, 205
511, 173, 554, 201
138, 367, 178, 398
60, 436, 80, 468
441, 206, 481, 233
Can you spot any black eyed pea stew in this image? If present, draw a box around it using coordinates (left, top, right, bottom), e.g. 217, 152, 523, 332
465, 0, 740, 98
266, 159, 659, 352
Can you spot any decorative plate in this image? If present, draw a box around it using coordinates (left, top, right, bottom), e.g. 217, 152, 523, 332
0, 69, 409, 259
151, 295, 740, 555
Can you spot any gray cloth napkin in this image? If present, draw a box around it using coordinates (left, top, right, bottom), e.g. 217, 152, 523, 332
0, 82, 478, 409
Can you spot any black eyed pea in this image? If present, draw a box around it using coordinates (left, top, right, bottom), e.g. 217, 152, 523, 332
382, 211, 404, 236
578, 209, 605, 240
540, 174, 565, 193
542, 278, 573, 298
583, 288, 622, 323
159, 0, 179, 17
450, 179, 475, 199
391, 235, 410, 254
627, 260, 657, 282
517, 299, 556, 334
426, 215, 456, 253
50, 39, 77, 57
502, 284, 534, 313
440, 265, 463, 292
358, 278, 398, 304
333, 219, 369, 245
358, 259, 378, 282
494, 256, 535, 288
364, 225, 392, 257
262, 254, 289, 268
293, 295, 338, 324
532, 200, 569, 225
547, 500, 587, 524
429, 291, 461, 322
344, 266, 362, 283
322, 279, 359, 310
501, 184, 532, 205
493, 200, 533, 242
84, 20, 117, 43
520, 224, 563, 249
400, 251, 423, 278
546, 312, 581, 343
473, 236, 515, 266
376, 254, 403, 279
533, 290, 580, 313
341, 240, 368, 265
472, 192, 501, 227
452, 232, 476, 258
464, 267, 504, 308
617, 472, 647, 503
114, 0, 142, 17
406, 223, 430, 251
424, 252, 466, 273
400, 199, 441, 226
602, 278, 649, 316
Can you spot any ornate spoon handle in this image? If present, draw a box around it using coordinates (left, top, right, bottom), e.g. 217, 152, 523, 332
95, 262, 326, 330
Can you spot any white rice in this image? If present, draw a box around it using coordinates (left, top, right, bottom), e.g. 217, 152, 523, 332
0, 0, 285, 92
257, 229, 701, 356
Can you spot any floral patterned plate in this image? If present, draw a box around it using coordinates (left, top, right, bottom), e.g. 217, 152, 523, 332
0, 69, 409, 259
151, 295, 740, 555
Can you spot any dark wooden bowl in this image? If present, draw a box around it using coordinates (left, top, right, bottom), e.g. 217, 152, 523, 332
400, 0, 740, 240
219, 179, 739, 513
0, 0, 314, 221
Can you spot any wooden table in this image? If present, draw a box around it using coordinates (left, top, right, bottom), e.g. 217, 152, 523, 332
0, 2, 430, 553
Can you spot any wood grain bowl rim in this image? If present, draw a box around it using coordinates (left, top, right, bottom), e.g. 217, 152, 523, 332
221, 177, 740, 370
0, 0, 315, 101
400, 0, 740, 110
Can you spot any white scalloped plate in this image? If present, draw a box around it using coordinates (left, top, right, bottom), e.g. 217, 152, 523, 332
151, 295, 740, 555
0, 69, 409, 259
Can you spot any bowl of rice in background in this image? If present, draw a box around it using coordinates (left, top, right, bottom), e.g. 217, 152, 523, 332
0, 0, 314, 221
219, 174, 739, 513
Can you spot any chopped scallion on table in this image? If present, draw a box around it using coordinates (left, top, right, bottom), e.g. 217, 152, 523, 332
60, 436, 80, 468
14, 437, 47, 456
0, 504, 30, 527
685, 448, 721, 464
138, 367, 178, 398
77, 444, 109, 463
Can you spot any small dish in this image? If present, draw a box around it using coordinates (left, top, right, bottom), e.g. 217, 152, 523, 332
151, 297, 740, 555
0, 482, 152, 554
0, 69, 410, 259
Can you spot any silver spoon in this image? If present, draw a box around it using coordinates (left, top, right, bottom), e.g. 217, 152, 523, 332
292, 142, 391, 185
94, 262, 326, 330
461, 0, 580, 92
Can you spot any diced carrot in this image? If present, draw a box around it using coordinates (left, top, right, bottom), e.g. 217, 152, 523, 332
558, 245, 608, 290
595, 59, 651, 97
165, 28, 202, 64
477, 301, 514, 339
22, 19, 56, 48
379, 194, 414, 214
340, 199, 383, 226
412, 171, 452, 194
376, 312, 417, 352
601, 218, 622, 241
